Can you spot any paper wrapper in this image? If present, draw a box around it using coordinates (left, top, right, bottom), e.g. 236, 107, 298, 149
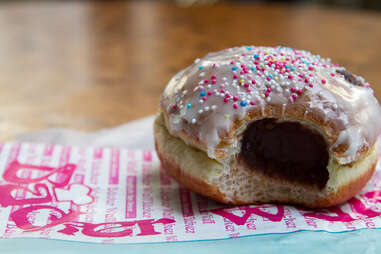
0, 141, 381, 244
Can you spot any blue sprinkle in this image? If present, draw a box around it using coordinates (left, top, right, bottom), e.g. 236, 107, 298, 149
285, 65, 290, 69
240, 101, 247, 107
200, 91, 206, 96
251, 66, 256, 71
291, 67, 295, 71
198, 66, 204, 70
253, 54, 259, 59
268, 74, 273, 78
246, 47, 252, 51
232, 66, 237, 71
187, 104, 192, 108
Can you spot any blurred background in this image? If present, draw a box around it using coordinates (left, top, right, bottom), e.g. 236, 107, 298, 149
0, 0, 380, 140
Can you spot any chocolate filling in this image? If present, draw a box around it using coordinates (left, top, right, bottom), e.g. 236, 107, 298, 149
240, 119, 329, 189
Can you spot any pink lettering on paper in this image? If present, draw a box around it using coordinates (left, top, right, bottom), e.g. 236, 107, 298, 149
142, 151, 152, 162
109, 149, 120, 185
126, 176, 137, 219
0, 184, 52, 207
3, 161, 75, 188
210, 205, 285, 225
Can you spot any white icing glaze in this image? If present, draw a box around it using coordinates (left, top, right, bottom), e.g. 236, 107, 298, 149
161, 46, 381, 164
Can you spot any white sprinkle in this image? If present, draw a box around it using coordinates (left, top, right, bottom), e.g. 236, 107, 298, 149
179, 105, 184, 109
198, 109, 203, 114
199, 99, 204, 103
183, 90, 188, 95
191, 118, 196, 124
204, 106, 210, 111
266, 97, 271, 102
261, 94, 265, 98
333, 104, 338, 110
199, 72, 205, 77
207, 85, 211, 88
211, 105, 217, 110
194, 58, 201, 63
276, 87, 282, 92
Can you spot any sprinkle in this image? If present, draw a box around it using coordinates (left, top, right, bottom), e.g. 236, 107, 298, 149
296, 89, 303, 95
207, 91, 213, 96
251, 80, 256, 84
191, 118, 196, 124
198, 66, 204, 70
230, 61, 235, 65
187, 104, 191, 108
200, 91, 206, 96
232, 66, 238, 71
290, 87, 296, 92
225, 114, 230, 119
233, 96, 239, 101
266, 97, 271, 102
233, 74, 238, 79
253, 54, 259, 59
211, 105, 217, 110
291, 67, 295, 71
224, 98, 229, 103
211, 75, 216, 79
225, 93, 230, 98
172, 105, 177, 110
204, 79, 209, 84
233, 104, 238, 109
292, 94, 297, 100
265, 92, 270, 97
309, 83, 314, 88
204, 106, 210, 111
330, 73, 335, 77
288, 75, 293, 79
198, 109, 203, 114
244, 83, 249, 88
267, 88, 272, 92
211, 80, 216, 84
202, 96, 207, 101
194, 58, 200, 63
240, 101, 247, 107
321, 79, 326, 84
251, 67, 256, 71
250, 101, 255, 105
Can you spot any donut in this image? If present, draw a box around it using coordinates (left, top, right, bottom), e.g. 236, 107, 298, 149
154, 46, 381, 208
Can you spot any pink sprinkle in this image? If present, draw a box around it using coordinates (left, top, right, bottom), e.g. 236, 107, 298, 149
240, 71, 244, 75
288, 75, 293, 80
251, 80, 256, 84
254, 61, 259, 65
323, 64, 327, 68
330, 73, 335, 77
230, 61, 235, 65
212, 80, 216, 84
309, 83, 314, 88
172, 105, 177, 110
242, 54, 246, 56
250, 101, 255, 105
220, 89, 225, 93
233, 74, 238, 79
265, 92, 269, 97
321, 79, 326, 84
292, 94, 297, 100
266, 77, 271, 81
304, 78, 309, 83
298, 74, 304, 78
290, 87, 296, 92
233, 96, 238, 101
267, 88, 272, 92
204, 79, 209, 84
207, 91, 213, 96
233, 104, 238, 109
224, 98, 229, 103
308, 66, 314, 71
246, 88, 251, 92
225, 93, 230, 98
212, 64, 216, 68
297, 89, 303, 95
202, 96, 207, 101
211, 75, 216, 79
241, 64, 245, 68
244, 83, 249, 88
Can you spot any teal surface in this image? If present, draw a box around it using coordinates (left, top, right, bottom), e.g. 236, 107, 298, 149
0, 229, 379, 254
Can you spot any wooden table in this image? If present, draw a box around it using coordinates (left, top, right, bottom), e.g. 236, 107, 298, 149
0, 1, 380, 140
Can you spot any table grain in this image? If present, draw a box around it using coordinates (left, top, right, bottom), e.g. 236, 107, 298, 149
0, 1, 380, 140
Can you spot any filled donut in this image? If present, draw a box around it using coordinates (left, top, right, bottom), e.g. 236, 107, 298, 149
154, 46, 381, 208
